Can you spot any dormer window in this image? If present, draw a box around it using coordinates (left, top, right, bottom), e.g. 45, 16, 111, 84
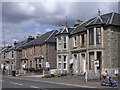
63, 36, 67, 49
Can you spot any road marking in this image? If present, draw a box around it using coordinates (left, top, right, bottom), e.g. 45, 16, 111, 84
6, 77, 98, 88
30, 86, 39, 88
10, 82, 23, 86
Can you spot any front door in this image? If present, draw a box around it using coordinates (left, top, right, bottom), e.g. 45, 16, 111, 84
30, 61, 32, 68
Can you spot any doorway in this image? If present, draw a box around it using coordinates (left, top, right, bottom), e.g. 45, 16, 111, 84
30, 61, 32, 68
81, 54, 86, 74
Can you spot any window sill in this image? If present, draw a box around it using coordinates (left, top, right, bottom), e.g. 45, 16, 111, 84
73, 46, 77, 49
96, 43, 101, 45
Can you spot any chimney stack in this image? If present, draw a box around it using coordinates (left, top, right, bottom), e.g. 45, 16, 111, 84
60, 25, 66, 30
27, 36, 35, 42
36, 33, 43, 38
74, 20, 83, 27
14, 41, 20, 45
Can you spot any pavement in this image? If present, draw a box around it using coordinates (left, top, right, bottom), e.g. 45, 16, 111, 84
2, 74, 119, 89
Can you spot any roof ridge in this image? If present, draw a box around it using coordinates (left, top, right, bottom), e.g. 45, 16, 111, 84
99, 16, 104, 23
109, 12, 115, 24
93, 18, 98, 24
86, 17, 97, 26
45, 30, 56, 42
15, 40, 27, 49
106, 17, 110, 24
70, 21, 86, 34
61, 27, 68, 33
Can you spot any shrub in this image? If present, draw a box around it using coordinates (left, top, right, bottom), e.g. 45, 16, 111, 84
50, 74, 55, 77
44, 74, 52, 78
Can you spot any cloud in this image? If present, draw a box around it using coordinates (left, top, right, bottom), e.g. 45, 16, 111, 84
1, 2, 119, 46
45, 28, 52, 32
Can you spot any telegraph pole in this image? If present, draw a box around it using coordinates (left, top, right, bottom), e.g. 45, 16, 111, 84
2, 29, 6, 75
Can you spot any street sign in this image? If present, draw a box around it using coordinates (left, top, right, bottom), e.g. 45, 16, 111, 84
94, 60, 99, 67
46, 62, 50, 68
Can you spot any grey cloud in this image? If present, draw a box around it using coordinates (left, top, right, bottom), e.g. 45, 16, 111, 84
1, 2, 119, 46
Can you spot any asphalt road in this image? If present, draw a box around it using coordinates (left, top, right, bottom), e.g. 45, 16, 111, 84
1, 76, 118, 90
2, 76, 79, 88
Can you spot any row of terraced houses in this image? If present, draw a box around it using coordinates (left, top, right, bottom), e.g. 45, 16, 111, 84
0, 12, 120, 78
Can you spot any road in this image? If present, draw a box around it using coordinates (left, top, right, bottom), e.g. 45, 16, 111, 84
1, 76, 118, 90
1, 76, 85, 90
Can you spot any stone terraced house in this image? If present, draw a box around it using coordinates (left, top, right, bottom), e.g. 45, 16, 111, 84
56, 12, 120, 78
0, 40, 28, 75
21, 30, 58, 74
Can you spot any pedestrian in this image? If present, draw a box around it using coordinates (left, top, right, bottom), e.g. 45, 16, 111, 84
101, 69, 108, 80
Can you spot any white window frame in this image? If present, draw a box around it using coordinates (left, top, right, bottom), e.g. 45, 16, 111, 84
73, 36, 77, 47
96, 27, 101, 44
38, 59, 42, 68
63, 55, 67, 70
57, 55, 62, 70
58, 37, 61, 50
63, 36, 67, 49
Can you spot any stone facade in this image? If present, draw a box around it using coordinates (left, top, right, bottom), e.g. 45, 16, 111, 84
21, 30, 58, 74
56, 12, 120, 78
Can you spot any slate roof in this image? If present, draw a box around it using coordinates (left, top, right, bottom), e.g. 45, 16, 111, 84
14, 40, 28, 51
56, 27, 74, 35
70, 12, 120, 35
70, 18, 95, 35
22, 30, 58, 48
86, 12, 120, 26
1, 41, 28, 52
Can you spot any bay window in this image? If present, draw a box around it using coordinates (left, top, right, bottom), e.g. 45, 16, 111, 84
96, 27, 101, 44
89, 28, 94, 45
63, 36, 67, 49
74, 36, 77, 47
81, 34, 85, 46
63, 55, 67, 69
58, 55, 62, 70
58, 37, 61, 50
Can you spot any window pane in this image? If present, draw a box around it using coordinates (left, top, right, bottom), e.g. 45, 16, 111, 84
58, 56, 61, 62
39, 60, 41, 63
39, 64, 41, 68
64, 63, 66, 69
74, 37, 77, 47
96, 27, 101, 44
64, 43, 66, 48
89, 52, 94, 70
64, 37, 66, 42
89, 28, 94, 45
81, 34, 85, 45
63, 56, 67, 62
58, 63, 61, 69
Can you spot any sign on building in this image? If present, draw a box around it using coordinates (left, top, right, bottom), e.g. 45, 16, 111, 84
46, 62, 50, 68
94, 60, 99, 67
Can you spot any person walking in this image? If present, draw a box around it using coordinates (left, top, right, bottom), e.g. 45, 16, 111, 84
101, 69, 108, 79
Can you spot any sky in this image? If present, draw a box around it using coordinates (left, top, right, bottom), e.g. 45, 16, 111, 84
0, 0, 119, 46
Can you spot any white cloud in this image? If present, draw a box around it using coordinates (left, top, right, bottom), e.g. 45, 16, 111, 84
45, 28, 52, 32
19, 2, 35, 15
